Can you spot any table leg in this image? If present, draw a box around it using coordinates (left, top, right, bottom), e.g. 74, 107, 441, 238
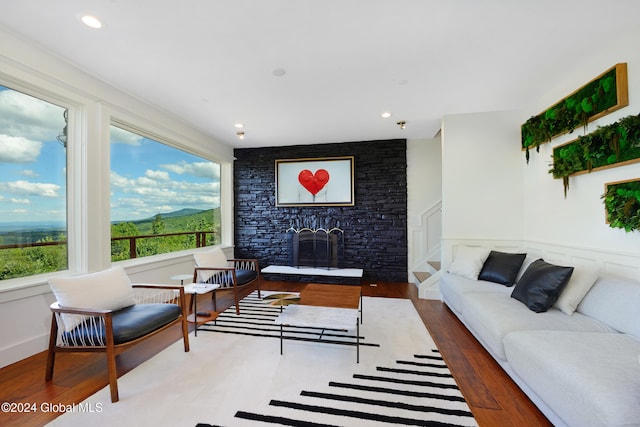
356, 319, 360, 363
193, 293, 198, 337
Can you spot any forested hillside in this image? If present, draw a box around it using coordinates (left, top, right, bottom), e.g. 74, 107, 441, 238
0, 208, 220, 280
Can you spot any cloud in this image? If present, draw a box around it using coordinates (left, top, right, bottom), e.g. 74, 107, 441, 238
0, 89, 66, 142
110, 165, 221, 220
20, 169, 39, 177
0, 180, 61, 198
130, 186, 178, 198
0, 135, 43, 163
161, 161, 220, 179
111, 197, 147, 209
110, 171, 133, 188
9, 198, 30, 204
153, 205, 173, 213
109, 126, 144, 145
144, 169, 170, 181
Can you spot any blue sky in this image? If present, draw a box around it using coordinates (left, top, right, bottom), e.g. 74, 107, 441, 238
110, 126, 220, 222
0, 85, 220, 226
0, 86, 66, 225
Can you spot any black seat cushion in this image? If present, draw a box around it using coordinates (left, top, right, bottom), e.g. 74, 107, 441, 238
235, 269, 257, 286
64, 304, 182, 345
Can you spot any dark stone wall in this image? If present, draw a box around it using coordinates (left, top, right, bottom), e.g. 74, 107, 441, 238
233, 139, 408, 282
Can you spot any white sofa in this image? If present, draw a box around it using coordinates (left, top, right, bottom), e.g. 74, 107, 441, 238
439, 248, 640, 427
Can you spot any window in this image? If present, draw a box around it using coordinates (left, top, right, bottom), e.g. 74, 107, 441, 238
110, 125, 221, 261
0, 85, 68, 280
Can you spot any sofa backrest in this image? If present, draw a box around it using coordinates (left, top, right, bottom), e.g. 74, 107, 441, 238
577, 276, 640, 338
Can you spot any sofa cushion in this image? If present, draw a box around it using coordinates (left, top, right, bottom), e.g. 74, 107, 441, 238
578, 276, 640, 338
439, 272, 511, 315
553, 264, 599, 315
504, 330, 640, 427
511, 259, 574, 312
49, 267, 136, 333
447, 246, 491, 280
478, 250, 526, 286
461, 292, 614, 361
63, 303, 182, 345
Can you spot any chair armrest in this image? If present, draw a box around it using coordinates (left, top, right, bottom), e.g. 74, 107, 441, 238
50, 302, 112, 317
132, 284, 183, 290
193, 266, 235, 271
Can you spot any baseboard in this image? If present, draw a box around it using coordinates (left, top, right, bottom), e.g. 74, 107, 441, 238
0, 333, 48, 369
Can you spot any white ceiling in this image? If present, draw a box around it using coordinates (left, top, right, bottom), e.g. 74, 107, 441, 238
1, 0, 639, 148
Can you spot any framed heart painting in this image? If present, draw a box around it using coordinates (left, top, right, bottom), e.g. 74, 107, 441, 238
275, 156, 355, 206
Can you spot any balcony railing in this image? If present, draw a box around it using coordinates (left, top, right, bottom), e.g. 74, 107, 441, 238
110, 231, 216, 259
0, 230, 218, 259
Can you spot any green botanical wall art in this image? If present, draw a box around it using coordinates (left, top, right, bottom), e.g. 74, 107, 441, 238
550, 113, 640, 196
603, 179, 640, 232
522, 63, 628, 162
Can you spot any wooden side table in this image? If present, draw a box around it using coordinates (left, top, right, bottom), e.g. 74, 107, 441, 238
183, 283, 220, 336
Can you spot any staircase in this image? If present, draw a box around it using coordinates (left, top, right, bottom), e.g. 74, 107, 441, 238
408, 200, 443, 300
413, 261, 442, 300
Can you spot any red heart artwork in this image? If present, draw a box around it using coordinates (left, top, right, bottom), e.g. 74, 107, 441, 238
298, 169, 330, 196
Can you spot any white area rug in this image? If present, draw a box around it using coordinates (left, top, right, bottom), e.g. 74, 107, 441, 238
47, 293, 477, 427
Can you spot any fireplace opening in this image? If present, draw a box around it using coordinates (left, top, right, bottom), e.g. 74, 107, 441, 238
287, 227, 344, 269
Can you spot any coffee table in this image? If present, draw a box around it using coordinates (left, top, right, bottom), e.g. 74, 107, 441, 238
299, 283, 362, 322
274, 283, 362, 362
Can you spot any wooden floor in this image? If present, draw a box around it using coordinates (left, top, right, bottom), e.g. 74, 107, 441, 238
0, 279, 552, 427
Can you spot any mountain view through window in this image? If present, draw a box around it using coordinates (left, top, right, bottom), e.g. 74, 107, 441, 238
110, 125, 221, 261
0, 85, 68, 280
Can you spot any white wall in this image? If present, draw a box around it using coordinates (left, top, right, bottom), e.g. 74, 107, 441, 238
441, 110, 524, 242
407, 137, 442, 214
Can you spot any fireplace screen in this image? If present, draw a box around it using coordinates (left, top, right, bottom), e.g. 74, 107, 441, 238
287, 227, 344, 269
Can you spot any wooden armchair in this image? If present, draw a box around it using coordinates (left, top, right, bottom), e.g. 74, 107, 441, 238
46, 267, 189, 403
193, 247, 261, 315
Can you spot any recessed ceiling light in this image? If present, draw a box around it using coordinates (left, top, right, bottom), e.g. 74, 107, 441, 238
81, 15, 103, 29
272, 68, 286, 77
234, 123, 244, 129
381, 112, 392, 118
236, 131, 245, 140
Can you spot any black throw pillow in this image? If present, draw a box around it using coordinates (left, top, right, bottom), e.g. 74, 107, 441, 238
511, 259, 574, 313
478, 250, 527, 286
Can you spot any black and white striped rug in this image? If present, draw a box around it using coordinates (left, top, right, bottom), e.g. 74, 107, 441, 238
198, 292, 478, 427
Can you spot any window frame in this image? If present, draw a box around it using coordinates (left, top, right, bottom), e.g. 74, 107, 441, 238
108, 118, 226, 264
0, 74, 86, 295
